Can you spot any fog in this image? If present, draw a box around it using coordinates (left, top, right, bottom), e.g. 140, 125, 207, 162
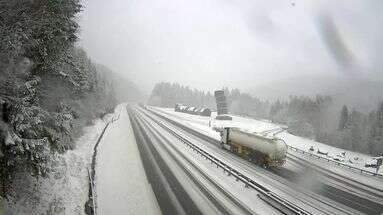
79, 0, 383, 93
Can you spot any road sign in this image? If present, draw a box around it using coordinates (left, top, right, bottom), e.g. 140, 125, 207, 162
215, 90, 228, 115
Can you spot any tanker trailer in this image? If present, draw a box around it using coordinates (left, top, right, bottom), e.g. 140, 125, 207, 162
220, 127, 287, 167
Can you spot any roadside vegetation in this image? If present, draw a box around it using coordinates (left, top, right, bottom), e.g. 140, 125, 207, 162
0, 0, 140, 203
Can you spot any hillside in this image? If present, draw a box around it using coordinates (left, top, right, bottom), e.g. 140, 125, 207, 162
94, 64, 143, 102
249, 75, 383, 112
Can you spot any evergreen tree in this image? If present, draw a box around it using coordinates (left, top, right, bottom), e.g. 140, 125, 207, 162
338, 105, 349, 130
348, 110, 363, 151
370, 102, 383, 155
0, 0, 141, 199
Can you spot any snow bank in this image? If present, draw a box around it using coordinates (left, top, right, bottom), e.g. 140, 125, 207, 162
96, 104, 160, 215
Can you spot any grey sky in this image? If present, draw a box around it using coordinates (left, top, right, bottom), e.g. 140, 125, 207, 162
79, 0, 383, 93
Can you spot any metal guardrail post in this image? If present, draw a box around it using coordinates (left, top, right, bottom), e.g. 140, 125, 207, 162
88, 168, 97, 215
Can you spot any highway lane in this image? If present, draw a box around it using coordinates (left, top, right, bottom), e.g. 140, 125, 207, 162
129, 106, 275, 215
133, 107, 312, 215
129, 109, 193, 215
144, 105, 383, 215
138, 106, 362, 214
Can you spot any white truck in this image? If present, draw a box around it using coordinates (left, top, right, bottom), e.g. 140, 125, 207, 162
219, 127, 287, 167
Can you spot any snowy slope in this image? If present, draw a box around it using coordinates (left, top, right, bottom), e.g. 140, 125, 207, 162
4, 117, 111, 215
96, 104, 160, 215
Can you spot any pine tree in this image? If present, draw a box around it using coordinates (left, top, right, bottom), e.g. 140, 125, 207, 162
348, 110, 363, 151
370, 102, 383, 155
0, 0, 140, 199
338, 105, 349, 130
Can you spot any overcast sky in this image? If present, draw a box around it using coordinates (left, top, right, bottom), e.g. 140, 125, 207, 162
79, 0, 383, 93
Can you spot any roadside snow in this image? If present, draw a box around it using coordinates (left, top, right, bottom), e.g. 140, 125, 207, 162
96, 104, 161, 215
5, 117, 109, 215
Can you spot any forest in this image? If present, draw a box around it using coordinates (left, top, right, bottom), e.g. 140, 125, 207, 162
0, 0, 140, 201
149, 82, 383, 156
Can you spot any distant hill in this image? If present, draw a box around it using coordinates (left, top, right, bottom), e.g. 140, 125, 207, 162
249, 75, 383, 112
94, 64, 143, 102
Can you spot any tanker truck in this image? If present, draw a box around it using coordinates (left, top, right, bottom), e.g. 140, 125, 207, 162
219, 127, 287, 167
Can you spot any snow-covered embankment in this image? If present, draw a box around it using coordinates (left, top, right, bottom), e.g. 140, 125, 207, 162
5, 114, 113, 214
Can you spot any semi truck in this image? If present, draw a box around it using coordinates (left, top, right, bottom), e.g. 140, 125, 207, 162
219, 127, 287, 167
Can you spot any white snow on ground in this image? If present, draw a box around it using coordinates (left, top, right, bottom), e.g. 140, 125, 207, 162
5, 117, 110, 215
96, 104, 161, 215
149, 107, 383, 176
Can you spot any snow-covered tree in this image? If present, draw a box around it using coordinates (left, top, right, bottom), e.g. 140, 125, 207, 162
0, 0, 141, 199
338, 105, 349, 130
370, 102, 383, 155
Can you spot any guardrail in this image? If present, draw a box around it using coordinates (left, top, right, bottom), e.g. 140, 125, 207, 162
141, 108, 311, 215
87, 168, 97, 215
287, 145, 383, 177
87, 113, 120, 215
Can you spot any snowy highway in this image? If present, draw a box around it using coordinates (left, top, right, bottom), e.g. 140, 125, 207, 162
129, 107, 267, 215
146, 106, 383, 215
120, 105, 383, 215
5, 2, 383, 214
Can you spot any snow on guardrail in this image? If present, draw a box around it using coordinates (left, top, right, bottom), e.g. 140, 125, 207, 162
287, 145, 383, 177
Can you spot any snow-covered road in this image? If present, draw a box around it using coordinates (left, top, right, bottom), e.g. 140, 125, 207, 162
90, 104, 383, 215
95, 104, 160, 215
130, 107, 283, 215
145, 106, 383, 215
135, 106, 369, 214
